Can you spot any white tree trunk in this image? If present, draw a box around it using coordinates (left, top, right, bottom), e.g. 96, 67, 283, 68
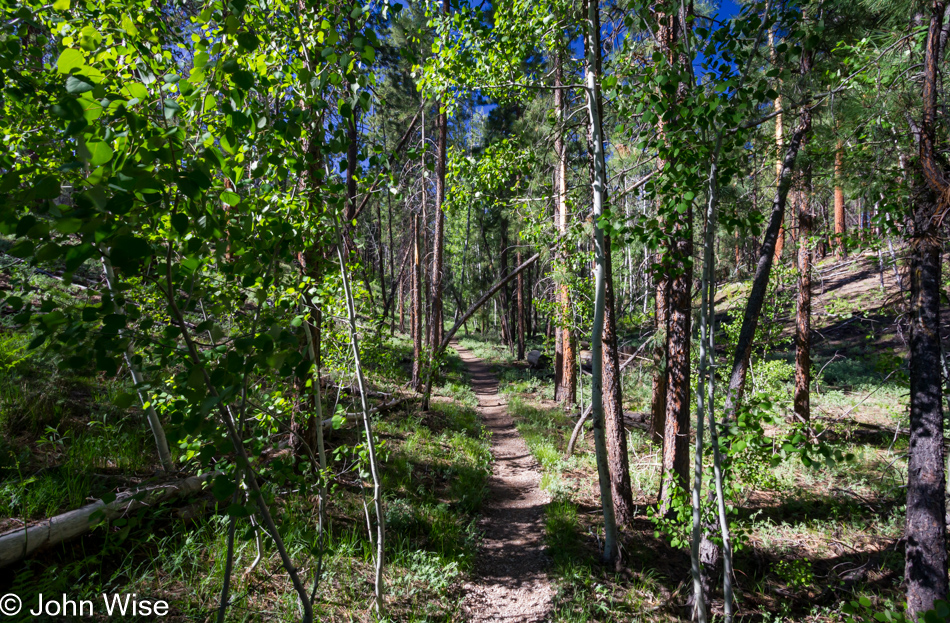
0, 474, 212, 568
584, 0, 618, 565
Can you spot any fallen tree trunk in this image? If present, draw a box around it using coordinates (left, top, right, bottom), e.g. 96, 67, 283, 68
0, 473, 213, 568
321, 396, 409, 430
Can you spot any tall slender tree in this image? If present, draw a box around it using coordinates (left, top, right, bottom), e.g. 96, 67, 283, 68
904, 1, 949, 616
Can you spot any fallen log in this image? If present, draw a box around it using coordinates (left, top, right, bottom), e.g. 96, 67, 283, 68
0, 473, 214, 568
321, 396, 410, 430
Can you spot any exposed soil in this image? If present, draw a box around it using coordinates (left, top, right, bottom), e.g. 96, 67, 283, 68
455, 342, 554, 623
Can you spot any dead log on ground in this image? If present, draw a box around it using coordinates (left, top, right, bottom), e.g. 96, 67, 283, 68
0, 473, 215, 568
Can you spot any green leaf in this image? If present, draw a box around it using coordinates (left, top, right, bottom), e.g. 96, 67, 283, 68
220, 191, 240, 206
171, 212, 188, 235
237, 31, 259, 52
112, 392, 136, 409
226, 503, 252, 517
86, 141, 113, 167
163, 98, 180, 121
121, 15, 139, 35
121, 82, 149, 102
42, 310, 67, 328
232, 70, 254, 90
33, 176, 61, 199
65, 74, 94, 94
56, 48, 84, 74
221, 128, 236, 155
54, 218, 83, 234
212, 475, 237, 501
181, 257, 200, 273
102, 314, 127, 335
109, 234, 153, 270
53, 0, 70, 9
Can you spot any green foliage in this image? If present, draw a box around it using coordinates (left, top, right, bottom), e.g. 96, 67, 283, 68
774, 559, 814, 590
843, 598, 950, 623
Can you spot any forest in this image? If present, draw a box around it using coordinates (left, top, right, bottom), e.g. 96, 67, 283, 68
0, 0, 949, 620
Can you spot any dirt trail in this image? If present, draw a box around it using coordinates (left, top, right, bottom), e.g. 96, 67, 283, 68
455, 342, 554, 623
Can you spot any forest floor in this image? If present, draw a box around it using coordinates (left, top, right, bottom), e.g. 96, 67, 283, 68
455, 341, 554, 622
455, 248, 917, 622
0, 246, 927, 622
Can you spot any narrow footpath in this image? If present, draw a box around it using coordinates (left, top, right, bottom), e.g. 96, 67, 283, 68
455, 342, 554, 622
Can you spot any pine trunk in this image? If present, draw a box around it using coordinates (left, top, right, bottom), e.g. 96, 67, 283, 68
554, 49, 576, 404
659, 212, 692, 513
794, 168, 812, 430
650, 271, 668, 446
412, 215, 423, 391
906, 2, 950, 615
834, 141, 847, 258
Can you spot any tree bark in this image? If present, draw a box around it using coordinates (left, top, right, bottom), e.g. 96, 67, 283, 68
0, 474, 214, 568
398, 274, 405, 332
427, 0, 450, 355
834, 140, 847, 258
584, 0, 618, 563
770, 28, 786, 264
650, 269, 668, 446
585, 1, 634, 525
794, 166, 812, 430
905, 1, 950, 616
603, 234, 635, 525
412, 215, 423, 391
517, 250, 526, 360
657, 2, 694, 515
554, 48, 577, 405
659, 208, 692, 514
905, 201, 948, 617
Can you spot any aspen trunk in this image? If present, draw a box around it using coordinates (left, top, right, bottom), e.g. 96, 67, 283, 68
0, 474, 213, 568
602, 233, 634, 525
101, 253, 174, 473
584, 0, 618, 564
335, 240, 386, 616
